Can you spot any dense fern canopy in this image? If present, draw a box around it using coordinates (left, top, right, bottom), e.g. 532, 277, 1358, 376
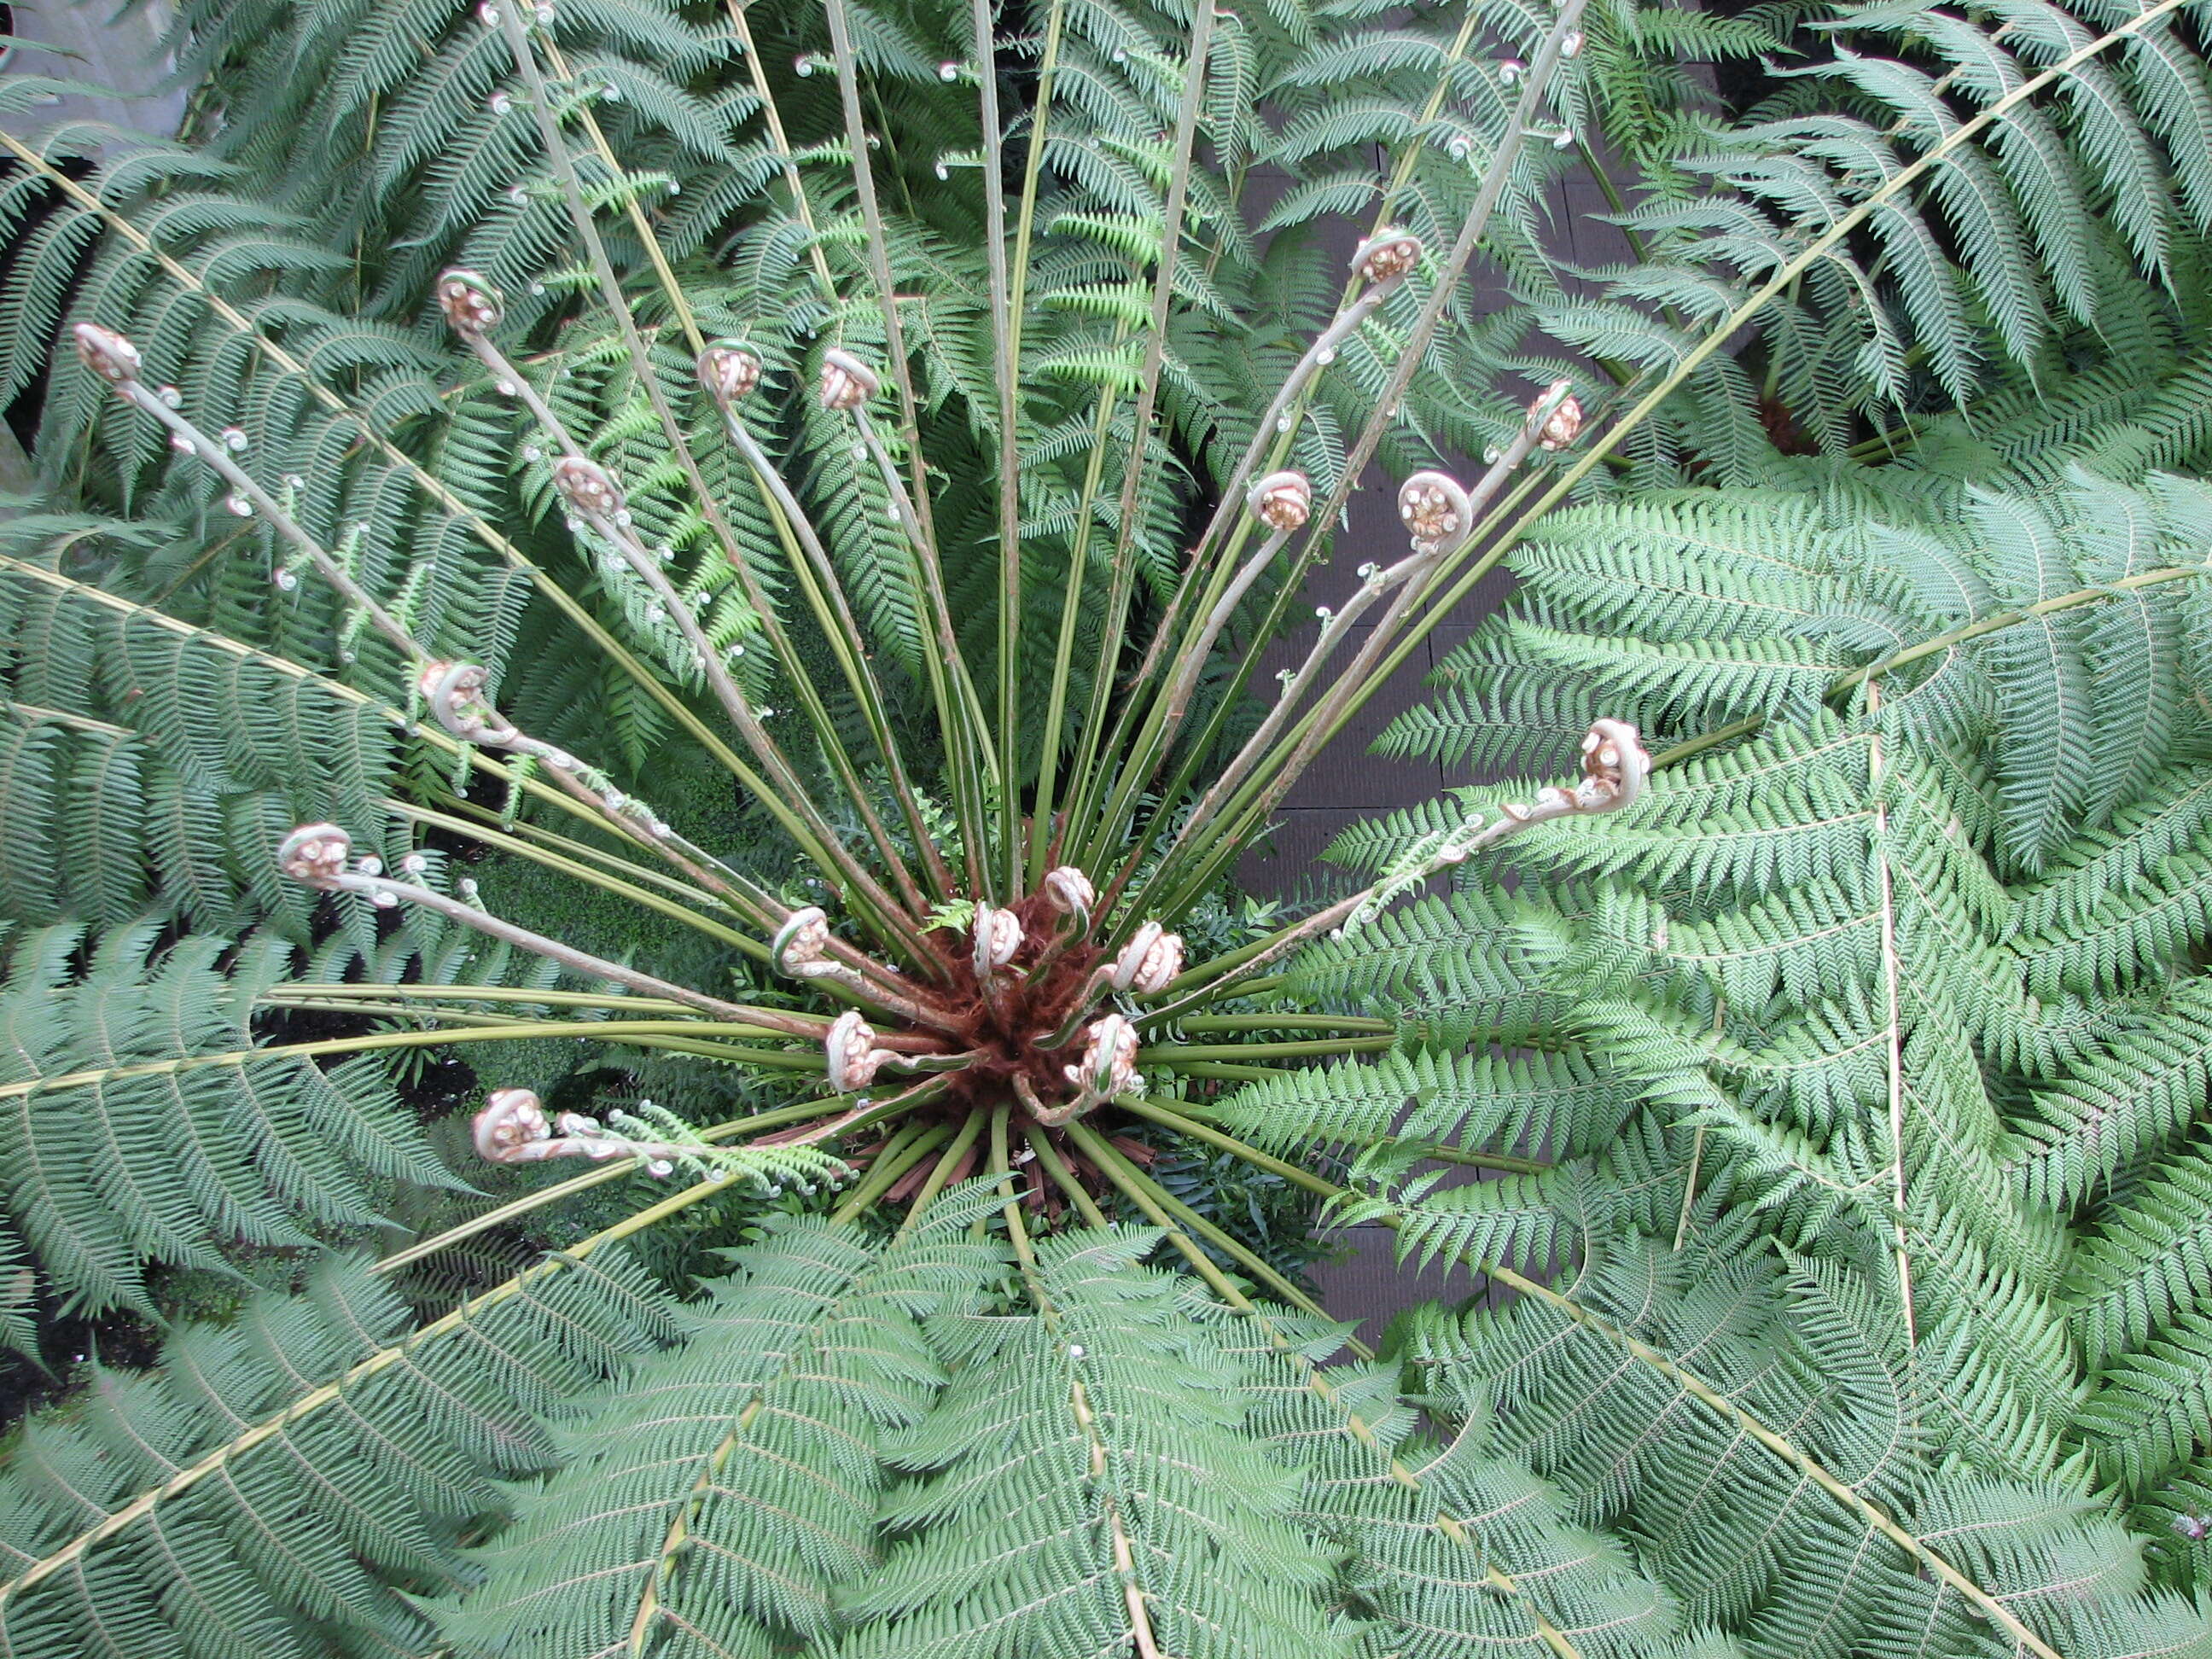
0, 0, 2209, 1654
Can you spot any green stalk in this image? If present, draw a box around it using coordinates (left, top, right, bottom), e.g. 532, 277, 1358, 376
1025, 1126, 1110, 1226
820, 0, 999, 894
1067, 1121, 1354, 1346
1144, 1038, 1394, 1062
1027, 372, 1124, 882
1069, 4, 1490, 858
1086, 1, 1591, 902
716, 417, 952, 896
971, 0, 1025, 898
388, 800, 759, 951
1000, 0, 1077, 881
830, 1121, 953, 1223
271, 984, 684, 1011
1003, 0, 1067, 458
1140, 1062, 1292, 1083
433, 796, 746, 913
1172, 1014, 1394, 1034
1831, 563, 2212, 695
254, 999, 821, 1069
894, 1109, 988, 1240
1066, 1121, 1249, 1308
1060, 3, 1219, 834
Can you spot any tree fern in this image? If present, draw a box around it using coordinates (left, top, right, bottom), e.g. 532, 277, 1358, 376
0, 0, 2205, 1652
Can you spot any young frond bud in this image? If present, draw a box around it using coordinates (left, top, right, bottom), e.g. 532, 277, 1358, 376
72, 322, 143, 387
818, 348, 880, 411
1128, 928, 1183, 995
473, 1087, 551, 1163
1107, 921, 1182, 993
825, 1010, 887, 1091
1531, 378, 1583, 450
772, 906, 834, 975
1575, 719, 1650, 813
436, 268, 505, 335
972, 904, 1024, 978
698, 339, 763, 403
1350, 230, 1422, 286
551, 454, 626, 519
417, 661, 511, 742
1398, 470, 1471, 550
1066, 1014, 1141, 1101
277, 823, 352, 886
1247, 470, 1312, 533
1042, 865, 1095, 918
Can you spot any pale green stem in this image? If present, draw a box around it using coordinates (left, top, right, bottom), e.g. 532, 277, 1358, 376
1028, 372, 1124, 880
971, 0, 1024, 895
1067, 1121, 1360, 1353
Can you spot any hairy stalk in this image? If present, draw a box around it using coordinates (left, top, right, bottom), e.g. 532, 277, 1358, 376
819, 0, 998, 889
1152, 718, 1646, 1015
1083, 0, 1588, 882
0, 135, 752, 779
375, 1097, 865, 1274
0, 559, 714, 937
454, 325, 930, 954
